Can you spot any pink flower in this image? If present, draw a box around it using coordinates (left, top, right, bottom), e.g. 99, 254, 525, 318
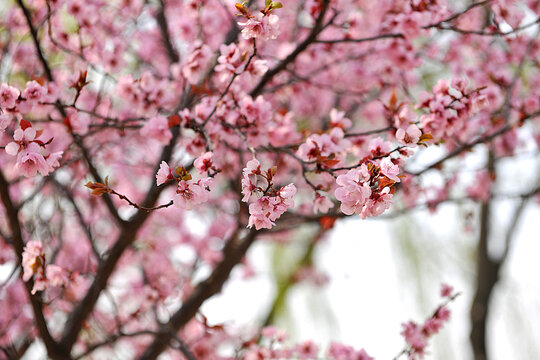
359, 187, 393, 219
247, 186, 295, 230
396, 124, 422, 145
296, 340, 318, 360
194, 152, 213, 174
241, 173, 257, 202
22, 80, 43, 104
140, 115, 172, 145
0, 83, 20, 109
239, 13, 280, 40
47, 264, 69, 287
278, 183, 296, 207
6, 126, 37, 155
241, 158, 262, 202
247, 210, 275, 230
334, 167, 372, 215
22, 240, 43, 282
215, 43, 244, 81
329, 108, 351, 129
16, 143, 51, 177
369, 137, 392, 157
182, 42, 212, 85
31, 277, 48, 295
0, 113, 10, 131
379, 157, 400, 183
174, 179, 211, 210
245, 158, 261, 175
156, 161, 173, 186
440, 283, 454, 298
401, 321, 427, 356
313, 193, 333, 214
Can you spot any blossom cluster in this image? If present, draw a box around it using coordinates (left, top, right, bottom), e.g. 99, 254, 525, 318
400, 284, 456, 359
241, 158, 296, 230
156, 160, 214, 210
22, 240, 70, 294
5, 120, 62, 177
242, 326, 373, 360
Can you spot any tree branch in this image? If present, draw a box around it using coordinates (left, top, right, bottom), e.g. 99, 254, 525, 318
0, 170, 69, 359
249, 0, 332, 97
138, 228, 260, 360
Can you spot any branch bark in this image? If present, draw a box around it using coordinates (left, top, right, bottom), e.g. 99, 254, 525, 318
0, 170, 70, 359
138, 228, 260, 360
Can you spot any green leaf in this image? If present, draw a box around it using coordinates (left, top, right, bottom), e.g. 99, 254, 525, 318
271, 1, 283, 8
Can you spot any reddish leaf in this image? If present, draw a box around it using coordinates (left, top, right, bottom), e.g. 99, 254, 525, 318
20, 119, 32, 130
319, 216, 337, 230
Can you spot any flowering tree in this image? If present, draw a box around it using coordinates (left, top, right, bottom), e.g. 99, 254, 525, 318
0, 0, 539, 359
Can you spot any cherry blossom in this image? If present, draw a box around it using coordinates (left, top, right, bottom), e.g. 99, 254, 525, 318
0, 83, 20, 109
239, 13, 280, 40
156, 161, 173, 186
0, 0, 538, 358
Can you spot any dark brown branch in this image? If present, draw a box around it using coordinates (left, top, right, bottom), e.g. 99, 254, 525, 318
58, 120, 185, 353
156, 0, 180, 64
0, 170, 68, 359
17, 0, 123, 226
16, 0, 54, 81
138, 228, 260, 360
316, 33, 404, 44
249, 0, 332, 97
470, 151, 498, 360
110, 189, 174, 212
410, 111, 540, 176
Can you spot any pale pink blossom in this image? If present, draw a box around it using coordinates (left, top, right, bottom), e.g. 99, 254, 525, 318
0, 113, 10, 131
16, 143, 51, 177
0, 83, 20, 109
22, 240, 43, 282
359, 187, 393, 219
182, 42, 212, 84
329, 108, 351, 129
239, 13, 280, 40
174, 179, 211, 210
156, 161, 173, 185
334, 167, 372, 215
140, 115, 172, 145
379, 157, 400, 183
369, 137, 392, 157
47, 264, 69, 287
241, 173, 257, 202
313, 193, 333, 214
247, 210, 275, 230
22, 80, 43, 104
31, 277, 48, 294
296, 340, 318, 360
194, 152, 213, 174
396, 124, 422, 145
440, 283, 454, 298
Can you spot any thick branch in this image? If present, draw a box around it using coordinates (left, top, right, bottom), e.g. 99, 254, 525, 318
138, 228, 260, 360
470, 151, 498, 360
249, 0, 331, 97
0, 170, 69, 359
156, 0, 180, 64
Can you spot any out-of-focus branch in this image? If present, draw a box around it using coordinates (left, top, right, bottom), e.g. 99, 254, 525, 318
138, 228, 260, 360
249, 0, 332, 97
0, 170, 68, 359
156, 0, 180, 64
470, 151, 498, 360
410, 110, 540, 176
